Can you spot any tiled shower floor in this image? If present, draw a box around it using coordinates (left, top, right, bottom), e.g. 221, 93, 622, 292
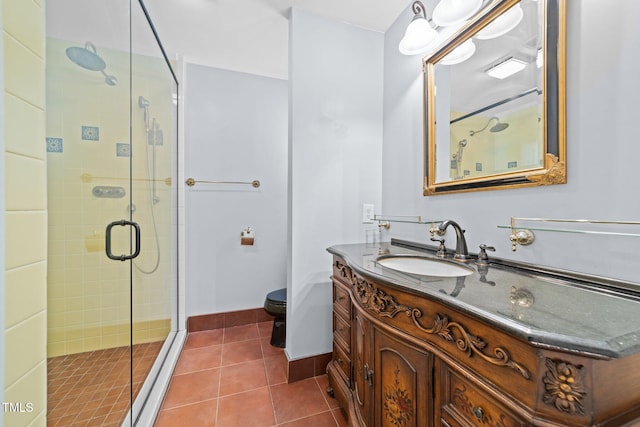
47, 342, 162, 426
154, 321, 348, 427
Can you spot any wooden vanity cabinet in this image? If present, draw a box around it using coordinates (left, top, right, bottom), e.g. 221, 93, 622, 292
326, 254, 640, 427
333, 278, 434, 427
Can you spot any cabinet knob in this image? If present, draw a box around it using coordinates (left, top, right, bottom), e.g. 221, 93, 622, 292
472, 406, 484, 421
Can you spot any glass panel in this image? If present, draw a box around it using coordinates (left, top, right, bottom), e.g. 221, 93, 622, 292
46, 0, 133, 425
130, 0, 179, 422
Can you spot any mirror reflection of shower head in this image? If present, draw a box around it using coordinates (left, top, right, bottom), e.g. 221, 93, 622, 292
66, 41, 118, 86
469, 116, 509, 136
138, 96, 150, 108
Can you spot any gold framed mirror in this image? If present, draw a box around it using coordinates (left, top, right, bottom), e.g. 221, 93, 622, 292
423, 0, 566, 195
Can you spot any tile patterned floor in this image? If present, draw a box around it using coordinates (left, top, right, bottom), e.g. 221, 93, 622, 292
47, 342, 163, 427
154, 321, 348, 427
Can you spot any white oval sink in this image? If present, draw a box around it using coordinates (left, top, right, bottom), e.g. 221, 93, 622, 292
377, 255, 473, 277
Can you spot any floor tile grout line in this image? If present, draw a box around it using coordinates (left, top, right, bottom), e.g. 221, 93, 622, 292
314, 375, 338, 414
156, 396, 218, 412
274, 409, 338, 426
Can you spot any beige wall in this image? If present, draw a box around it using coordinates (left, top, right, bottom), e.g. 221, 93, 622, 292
3, 0, 47, 425
449, 104, 543, 179
46, 37, 173, 357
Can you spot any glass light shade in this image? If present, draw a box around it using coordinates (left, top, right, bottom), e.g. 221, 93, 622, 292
432, 0, 483, 27
441, 39, 476, 65
399, 18, 439, 55
476, 4, 524, 39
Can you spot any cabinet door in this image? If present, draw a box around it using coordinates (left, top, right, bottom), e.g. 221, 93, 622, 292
353, 311, 373, 425
373, 328, 434, 427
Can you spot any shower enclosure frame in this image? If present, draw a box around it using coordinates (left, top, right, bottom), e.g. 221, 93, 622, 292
124, 2, 186, 424
45, 0, 186, 425
122, 0, 187, 427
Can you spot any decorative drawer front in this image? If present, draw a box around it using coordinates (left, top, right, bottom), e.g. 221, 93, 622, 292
333, 312, 351, 352
333, 340, 351, 383
441, 367, 527, 427
333, 282, 351, 316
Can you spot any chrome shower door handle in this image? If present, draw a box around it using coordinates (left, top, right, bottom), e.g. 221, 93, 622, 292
105, 219, 141, 261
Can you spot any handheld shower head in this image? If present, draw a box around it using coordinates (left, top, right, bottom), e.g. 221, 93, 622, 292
138, 96, 150, 108
139, 96, 151, 131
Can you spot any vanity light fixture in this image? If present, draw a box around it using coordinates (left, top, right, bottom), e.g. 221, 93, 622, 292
441, 39, 476, 65
486, 57, 527, 79
398, 1, 438, 55
476, 3, 524, 40
432, 0, 483, 27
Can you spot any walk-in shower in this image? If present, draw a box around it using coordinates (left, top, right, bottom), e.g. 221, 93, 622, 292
66, 41, 119, 86
46, 1, 180, 425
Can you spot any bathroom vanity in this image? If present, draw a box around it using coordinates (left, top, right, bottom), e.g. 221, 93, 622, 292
326, 240, 640, 427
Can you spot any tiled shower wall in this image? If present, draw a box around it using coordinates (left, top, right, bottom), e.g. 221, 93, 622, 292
46, 37, 173, 357
3, 0, 48, 425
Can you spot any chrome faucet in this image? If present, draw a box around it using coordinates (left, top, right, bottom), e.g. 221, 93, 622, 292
433, 220, 471, 261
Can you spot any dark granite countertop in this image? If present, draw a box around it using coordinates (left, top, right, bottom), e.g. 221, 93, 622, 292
327, 240, 640, 359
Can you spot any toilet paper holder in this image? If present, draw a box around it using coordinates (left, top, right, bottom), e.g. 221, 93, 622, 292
241, 227, 255, 245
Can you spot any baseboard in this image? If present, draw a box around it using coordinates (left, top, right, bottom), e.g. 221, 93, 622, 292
187, 307, 273, 332
188, 308, 331, 384
287, 352, 332, 383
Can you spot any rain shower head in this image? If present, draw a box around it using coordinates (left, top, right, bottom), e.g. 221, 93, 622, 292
469, 117, 509, 136
66, 41, 118, 86
490, 121, 509, 133
66, 42, 106, 71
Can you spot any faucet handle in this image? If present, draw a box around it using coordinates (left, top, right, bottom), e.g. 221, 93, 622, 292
477, 244, 495, 263
430, 237, 446, 258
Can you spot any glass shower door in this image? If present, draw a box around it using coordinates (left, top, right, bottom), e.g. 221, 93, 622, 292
46, 0, 178, 425
128, 1, 179, 424
46, 0, 135, 424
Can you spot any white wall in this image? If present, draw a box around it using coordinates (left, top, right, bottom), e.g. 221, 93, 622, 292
382, 0, 640, 284
287, 8, 384, 359
184, 64, 288, 315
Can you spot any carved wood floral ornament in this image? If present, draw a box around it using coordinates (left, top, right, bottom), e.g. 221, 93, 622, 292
542, 358, 586, 415
335, 261, 531, 380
